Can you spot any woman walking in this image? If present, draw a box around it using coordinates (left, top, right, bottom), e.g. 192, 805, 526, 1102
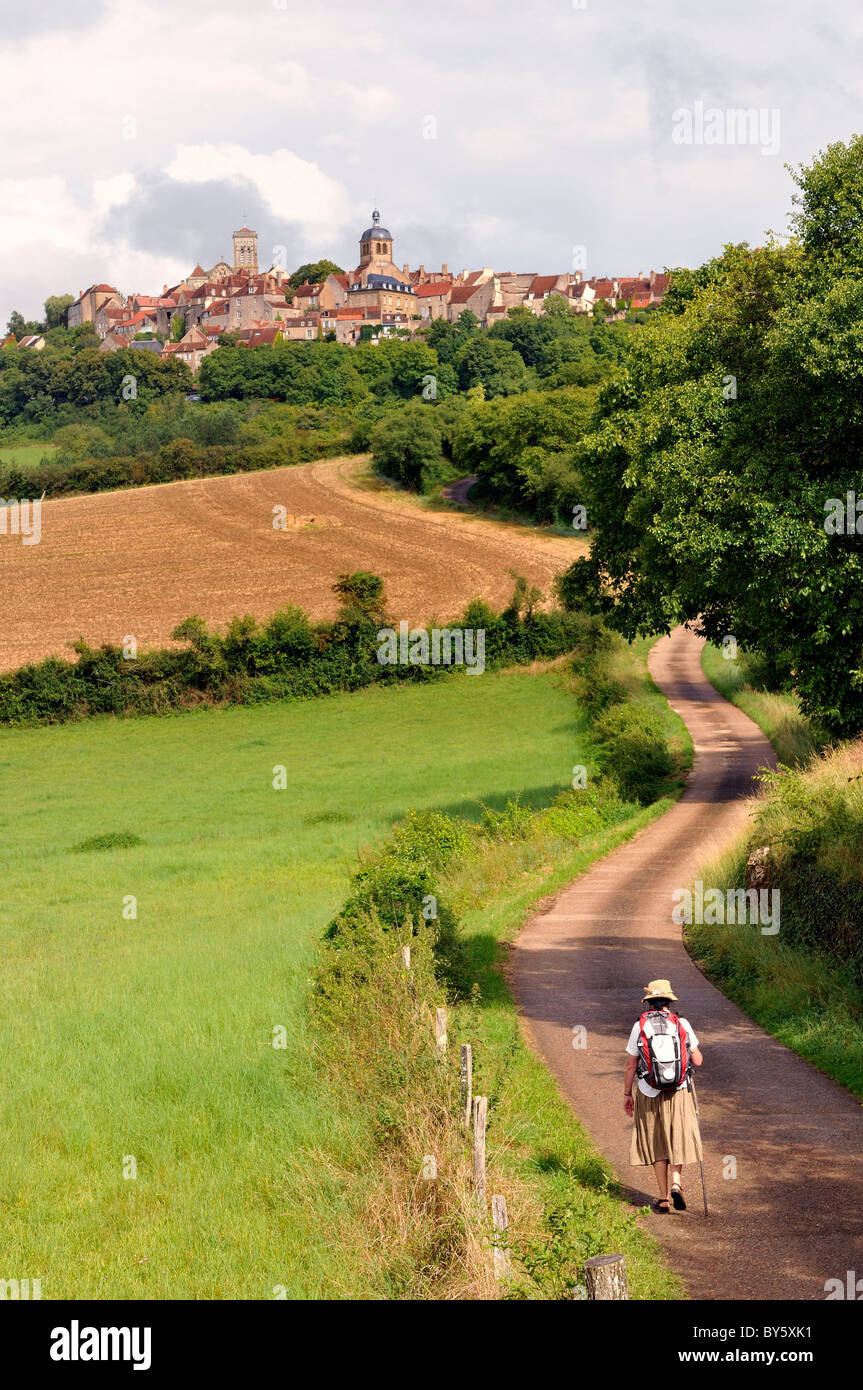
623, 979, 703, 1213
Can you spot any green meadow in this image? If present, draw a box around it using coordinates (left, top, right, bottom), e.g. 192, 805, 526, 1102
0, 441, 58, 471
0, 668, 588, 1298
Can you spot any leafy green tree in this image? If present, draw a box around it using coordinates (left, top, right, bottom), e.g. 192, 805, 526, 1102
557, 139, 863, 732
369, 401, 445, 491
289, 259, 344, 290
454, 336, 527, 397
6, 309, 42, 338
44, 295, 74, 330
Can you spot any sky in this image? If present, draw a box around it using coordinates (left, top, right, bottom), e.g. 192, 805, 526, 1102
2, 0, 862, 324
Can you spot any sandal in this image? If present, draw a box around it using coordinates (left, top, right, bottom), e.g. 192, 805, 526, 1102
671, 1184, 686, 1211
653, 1198, 670, 1213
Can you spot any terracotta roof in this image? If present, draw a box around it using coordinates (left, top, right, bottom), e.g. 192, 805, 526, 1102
414, 281, 452, 297
293, 283, 322, 297
190, 265, 206, 277
592, 278, 616, 298
450, 285, 483, 304
529, 275, 559, 297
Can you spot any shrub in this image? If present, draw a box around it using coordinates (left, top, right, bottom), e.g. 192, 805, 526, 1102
370, 404, 444, 491
593, 703, 674, 803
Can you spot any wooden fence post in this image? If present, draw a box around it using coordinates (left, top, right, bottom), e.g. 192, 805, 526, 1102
401, 945, 411, 970
472, 1095, 487, 1205
491, 1194, 510, 1281
435, 1007, 447, 1053
460, 1043, 473, 1127
583, 1253, 628, 1300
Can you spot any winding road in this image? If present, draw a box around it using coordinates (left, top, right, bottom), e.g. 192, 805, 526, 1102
513, 625, 863, 1300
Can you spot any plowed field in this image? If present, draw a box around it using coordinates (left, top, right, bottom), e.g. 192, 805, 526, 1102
0, 456, 584, 669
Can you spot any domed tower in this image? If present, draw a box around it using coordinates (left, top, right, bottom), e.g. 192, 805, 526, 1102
233, 226, 258, 273
358, 209, 394, 276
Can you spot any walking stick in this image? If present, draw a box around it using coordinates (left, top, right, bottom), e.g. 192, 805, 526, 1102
690, 1075, 709, 1218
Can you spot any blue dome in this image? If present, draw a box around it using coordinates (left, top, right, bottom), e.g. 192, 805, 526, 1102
361, 225, 392, 241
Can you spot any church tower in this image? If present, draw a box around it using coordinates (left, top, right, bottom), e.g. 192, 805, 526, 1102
233, 226, 258, 273
358, 209, 394, 277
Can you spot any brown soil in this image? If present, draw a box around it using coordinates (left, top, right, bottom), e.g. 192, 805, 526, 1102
0, 457, 583, 670
513, 625, 863, 1300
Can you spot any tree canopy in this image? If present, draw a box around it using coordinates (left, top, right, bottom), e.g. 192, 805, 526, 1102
558, 136, 863, 732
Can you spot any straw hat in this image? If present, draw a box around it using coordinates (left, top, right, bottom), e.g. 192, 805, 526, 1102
642, 978, 678, 1003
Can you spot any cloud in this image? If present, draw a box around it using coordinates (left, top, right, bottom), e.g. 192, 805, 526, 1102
3, 0, 863, 324
163, 145, 351, 242
0, 0, 106, 40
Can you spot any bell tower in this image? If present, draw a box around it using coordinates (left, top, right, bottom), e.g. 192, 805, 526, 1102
233, 225, 258, 273
359, 209, 394, 274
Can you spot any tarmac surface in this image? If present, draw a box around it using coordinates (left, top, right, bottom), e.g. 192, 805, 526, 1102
513, 625, 863, 1300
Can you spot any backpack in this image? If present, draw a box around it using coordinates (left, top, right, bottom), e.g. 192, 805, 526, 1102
636, 1009, 689, 1091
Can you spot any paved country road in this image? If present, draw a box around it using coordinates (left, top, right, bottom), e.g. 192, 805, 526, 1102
513, 624, 863, 1300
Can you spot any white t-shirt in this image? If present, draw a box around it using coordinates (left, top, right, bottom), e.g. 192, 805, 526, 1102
626, 1014, 699, 1098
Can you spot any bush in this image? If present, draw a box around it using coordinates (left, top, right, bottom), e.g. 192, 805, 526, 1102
370, 403, 444, 491
594, 703, 674, 803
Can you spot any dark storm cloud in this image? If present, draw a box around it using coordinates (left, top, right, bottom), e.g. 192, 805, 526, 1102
101, 172, 331, 276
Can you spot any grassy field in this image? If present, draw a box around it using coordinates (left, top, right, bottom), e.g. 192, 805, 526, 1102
701, 641, 823, 767
0, 667, 595, 1299
299, 632, 692, 1299
0, 441, 58, 470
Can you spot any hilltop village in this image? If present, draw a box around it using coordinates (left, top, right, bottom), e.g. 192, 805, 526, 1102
22, 213, 669, 373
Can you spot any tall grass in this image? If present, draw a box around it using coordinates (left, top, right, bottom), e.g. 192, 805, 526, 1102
701, 642, 825, 768
686, 740, 863, 1098
299, 634, 691, 1299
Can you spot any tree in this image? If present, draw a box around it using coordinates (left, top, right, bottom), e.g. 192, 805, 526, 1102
454, 336, 527, 397
369, 402, 444, 491
171, 314, 186, 342
6, 309, 42, 338
558, 140, 863, 732
289, 259, 345, 290
44, 295, 74, 330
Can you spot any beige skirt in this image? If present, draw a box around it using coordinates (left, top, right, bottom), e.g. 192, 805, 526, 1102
630, 1084, 702, 1166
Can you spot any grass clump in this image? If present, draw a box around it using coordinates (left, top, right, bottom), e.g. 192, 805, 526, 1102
72, 831, 145, 853
687, 738, 863, 1098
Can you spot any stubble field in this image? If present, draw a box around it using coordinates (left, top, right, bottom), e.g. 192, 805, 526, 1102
0, 455, 583, 670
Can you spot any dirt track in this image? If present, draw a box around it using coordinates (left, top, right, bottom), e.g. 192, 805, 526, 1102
0, 457, 582, 670
513, 625, 863, 1300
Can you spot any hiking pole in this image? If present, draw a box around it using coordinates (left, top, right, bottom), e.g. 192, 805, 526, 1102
690, 1076, 709, 1218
